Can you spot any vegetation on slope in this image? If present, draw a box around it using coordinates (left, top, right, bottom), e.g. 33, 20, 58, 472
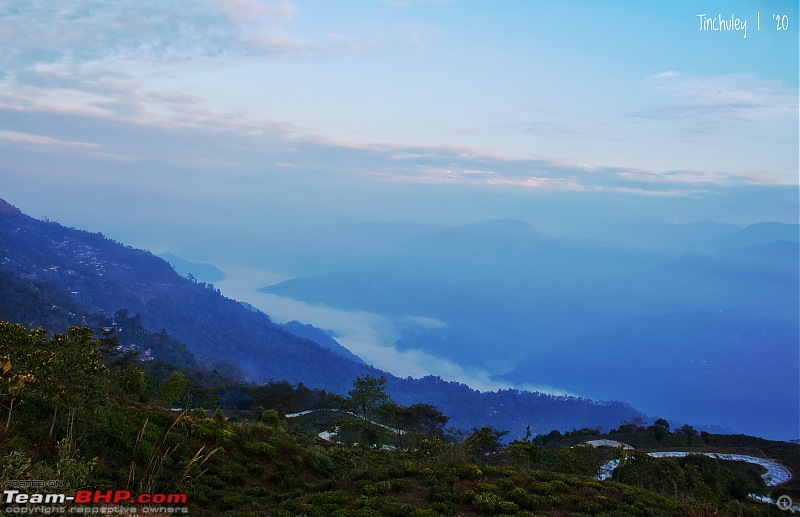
1, 321, 796, 516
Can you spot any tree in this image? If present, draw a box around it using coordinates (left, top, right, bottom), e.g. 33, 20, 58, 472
395, 403, 449, 449
505, 439, 541, 470
463, 426, 508, 462
676, 424, 697, 446
0, 323, 46, 430
653, 418, 670, 443
111, 366, 148, 401
0, 357, 35, 430
36, 327, 109, 437
555, 444, 596, 476
340, 375, 393, 449
654, 418, 670, 430
157, 371, 190, 408
617, 417, 645, 434
193, 386, 220, 410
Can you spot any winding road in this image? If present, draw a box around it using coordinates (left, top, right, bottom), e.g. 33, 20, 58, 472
596, 451, 797, 511
595, 451, 791, 486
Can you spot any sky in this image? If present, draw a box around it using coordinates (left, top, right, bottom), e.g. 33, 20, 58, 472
0, 0, 798, 398
0, 0, 797, 247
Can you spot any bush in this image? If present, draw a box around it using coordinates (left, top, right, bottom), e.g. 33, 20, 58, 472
507, 487, 526, 503
308, 490, 348, 505
432, 501, 456, 515
356, 495, 377, 508
242, 440, 276, 458
473, 492, 500, 514
456, 463, 482, 479
532, 480, 570, 495
497, 500, 519, 514
218, 493, 250, 509
379, 501, 416, 516
312, 452, 335, 475
477, 482, 499, 493
362, 480, 392, 495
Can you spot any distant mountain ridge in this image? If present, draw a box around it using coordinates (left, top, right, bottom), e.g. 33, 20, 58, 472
260, 217, 799, 440
158, 252, 225, 283
0, 199, 22, 215
280, 320, 365, 365
0, 198, 646, 435
703, 222, 799, 249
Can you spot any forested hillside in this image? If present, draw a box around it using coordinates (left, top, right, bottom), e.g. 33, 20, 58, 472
0, 198, 645, 435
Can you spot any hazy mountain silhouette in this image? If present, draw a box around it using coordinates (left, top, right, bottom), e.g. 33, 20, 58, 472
261, 219, 799, 439
158, 252, 225, 283
0, 198, 647, 435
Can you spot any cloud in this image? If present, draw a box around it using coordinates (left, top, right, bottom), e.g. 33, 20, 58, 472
0, 129, 135, 161
0, 130, 100, 149
0, 0, 374, 140
643, 71, 797, 125
397, 315, 448, 330
211, 267, 569, 394
357, 142, 776, 193
215, 0, 296, 23
0, 0, 361, 73
378, 0, 455, 7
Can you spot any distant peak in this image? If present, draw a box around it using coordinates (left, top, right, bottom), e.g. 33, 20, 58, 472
0, 199, 23, 216
460, 219, 542, 234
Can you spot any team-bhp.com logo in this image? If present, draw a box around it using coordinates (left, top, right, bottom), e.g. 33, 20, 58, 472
3, 489, 188, 514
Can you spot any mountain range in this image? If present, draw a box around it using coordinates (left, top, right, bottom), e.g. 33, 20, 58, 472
259, 218, 799, 439
0, 198, 645, 436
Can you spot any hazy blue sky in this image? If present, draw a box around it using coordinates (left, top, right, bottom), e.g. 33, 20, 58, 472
1, 0, 798, 251
1, 1, 798, 405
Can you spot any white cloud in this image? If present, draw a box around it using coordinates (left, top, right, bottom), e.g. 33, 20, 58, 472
645, 71, 797, 123
215, 0, 296, 23
0, 130, 100, 149
397, 315, 447, 330
213, 267, 572, 395
0, 129, 135, 161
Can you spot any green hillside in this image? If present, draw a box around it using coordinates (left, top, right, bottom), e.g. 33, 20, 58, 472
1, 321, 796, 516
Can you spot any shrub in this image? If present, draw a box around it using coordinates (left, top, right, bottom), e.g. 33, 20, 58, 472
362, 480, 392, 495
308, 490, 348, 505
429, 486, 458, 503
478, 482, 499, 493
507, 487, 526, 503
532, 480, 570, 495
366, 466, 390, 481
497, 500, 519, 514
432, 501, 456, 515
456, 463, 482, 479
473, 492, 502, 514
242, 440, 276, 458
545, 495, 563, 505
379, 501, 416, 516
498, 475, 518, 491
519, 494, 544, 510
312, 452, 335, 475
356, 495, 377, 508
218, 493, 250, 509
244, 486, 270, 498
